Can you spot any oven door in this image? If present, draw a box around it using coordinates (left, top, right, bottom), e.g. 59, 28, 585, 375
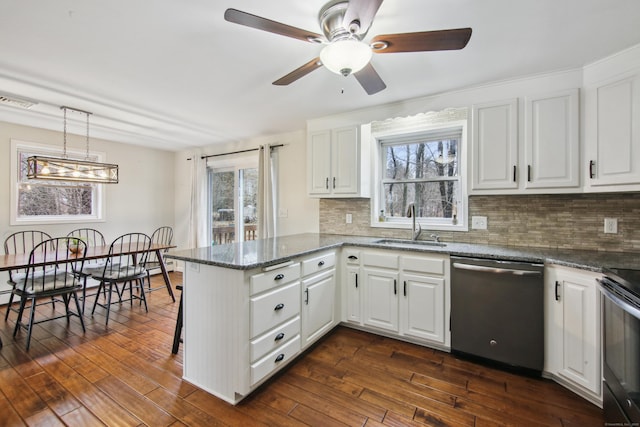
600, 278, 640, 423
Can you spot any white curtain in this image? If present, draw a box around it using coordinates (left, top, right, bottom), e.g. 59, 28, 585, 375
257, 144, 279, 239
188, 152, 208, 248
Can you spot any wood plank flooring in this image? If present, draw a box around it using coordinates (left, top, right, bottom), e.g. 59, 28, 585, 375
0, 272, 604, 426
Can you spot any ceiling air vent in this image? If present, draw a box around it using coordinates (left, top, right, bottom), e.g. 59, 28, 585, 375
0, 94, 38, 109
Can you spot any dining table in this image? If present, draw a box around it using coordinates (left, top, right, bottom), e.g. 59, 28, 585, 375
0, 243, 177, 302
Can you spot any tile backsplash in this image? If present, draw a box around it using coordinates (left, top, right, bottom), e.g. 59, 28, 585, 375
319, 193, 640, 252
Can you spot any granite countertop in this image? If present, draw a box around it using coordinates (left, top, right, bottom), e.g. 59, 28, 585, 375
165, 233, 640, 273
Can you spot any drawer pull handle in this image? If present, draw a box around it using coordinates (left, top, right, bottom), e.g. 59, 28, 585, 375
304, 288, 309, 305
555, 281, 561, 301
275, 333, 285, 341
318, 260, 325, 267
355, 273, 358, 288
274, 274, 284, 281
347, 255, 358, 260
275, 353, 285, 363
274, 303, 285, 311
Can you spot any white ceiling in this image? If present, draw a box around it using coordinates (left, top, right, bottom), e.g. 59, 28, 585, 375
1, 0, 640, 152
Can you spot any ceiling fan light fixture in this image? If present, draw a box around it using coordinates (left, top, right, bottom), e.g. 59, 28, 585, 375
320, 39, 372, 76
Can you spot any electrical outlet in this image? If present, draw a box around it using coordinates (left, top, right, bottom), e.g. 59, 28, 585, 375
604, 218, 618, 234
471, 216, 488, 230
346, 213, 352, 224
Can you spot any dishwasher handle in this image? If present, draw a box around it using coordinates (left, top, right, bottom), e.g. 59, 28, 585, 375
452, 262, 542, 276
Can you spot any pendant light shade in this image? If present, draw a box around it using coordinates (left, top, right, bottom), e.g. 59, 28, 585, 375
27, 106, 119, 184
320, 39, 372, 76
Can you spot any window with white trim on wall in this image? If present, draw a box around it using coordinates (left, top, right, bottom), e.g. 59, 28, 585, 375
370, 109, 468, 232
10, 139, 105, 225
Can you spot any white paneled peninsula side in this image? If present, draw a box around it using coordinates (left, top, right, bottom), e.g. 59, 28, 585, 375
165, 233, 640, 406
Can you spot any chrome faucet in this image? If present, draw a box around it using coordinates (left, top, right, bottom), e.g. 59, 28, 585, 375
406, 203, 422, 241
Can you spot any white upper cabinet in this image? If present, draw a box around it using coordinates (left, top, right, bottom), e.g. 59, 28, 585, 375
307, 125, 370, 198
584, 72, 640, 188
471, 90, 580, 194
524, 89, 580, 189
471, 99, 519, 191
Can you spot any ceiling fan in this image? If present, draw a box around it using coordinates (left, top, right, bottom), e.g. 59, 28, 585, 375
224, 0, 472, 95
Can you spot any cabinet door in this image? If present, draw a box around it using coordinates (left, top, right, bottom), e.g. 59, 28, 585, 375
546, 267, 601, 396
308, 130, 332, 195
525, 89, 579, 189
331, 126, 359, 194
471, 99, 519, 190
401, 273, 445, 344
589, 74, 640, 186
363, 267, 399, 332
345, 265, 361, 324
301, 269, 336, 347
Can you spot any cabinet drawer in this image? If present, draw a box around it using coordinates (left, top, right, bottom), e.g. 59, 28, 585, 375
302, 252, 336, 276
251, 334, 301, 385
250, 316, 300, 363
251, 263, 300, 295
401, 255, 446, 275
250, 281, 300, 338
363, 251, 399, 269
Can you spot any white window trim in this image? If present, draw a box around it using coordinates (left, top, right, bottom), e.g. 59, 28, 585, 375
10, 139, 107, 225
370, 120, 469, 232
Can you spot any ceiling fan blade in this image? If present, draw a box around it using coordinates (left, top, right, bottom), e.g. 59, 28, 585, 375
224, 8, 324, 43
371, 28, 472, 53
354, 63, 386, 95
273, 58, 323, 86
342, 0, 384, 35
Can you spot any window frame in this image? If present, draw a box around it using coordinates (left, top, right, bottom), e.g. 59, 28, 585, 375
370, 120, 469, 232
10, 139, 107, 226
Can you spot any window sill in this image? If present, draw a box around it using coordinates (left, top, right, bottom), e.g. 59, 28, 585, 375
370, 218, 468, 232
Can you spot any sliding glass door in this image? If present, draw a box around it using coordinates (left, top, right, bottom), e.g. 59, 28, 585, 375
208, 157, 258, 245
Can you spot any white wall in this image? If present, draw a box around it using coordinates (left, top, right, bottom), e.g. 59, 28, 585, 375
172, 129, 319, 251
0, 120, 175, 241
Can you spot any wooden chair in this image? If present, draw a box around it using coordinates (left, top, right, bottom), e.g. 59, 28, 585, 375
145, 226, 173, 294
171, 284, 183, 354
67, 228, 107, 313
3, 230, 53, 321
90, 233, 151, 326
12, 237, 86, 351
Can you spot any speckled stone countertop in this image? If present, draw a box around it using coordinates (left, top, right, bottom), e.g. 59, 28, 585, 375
165, 233, 640, 273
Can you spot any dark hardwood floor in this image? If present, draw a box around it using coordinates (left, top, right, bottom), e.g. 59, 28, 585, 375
0, 272, 604, 426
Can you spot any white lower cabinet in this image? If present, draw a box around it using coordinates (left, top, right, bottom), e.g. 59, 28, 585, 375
545, 264, 602, 405
358, 249, 450, 349
363, 266, 400, 332
300, 251, 338, 348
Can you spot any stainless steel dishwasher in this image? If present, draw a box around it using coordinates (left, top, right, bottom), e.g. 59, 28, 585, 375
450, 256, 544, 375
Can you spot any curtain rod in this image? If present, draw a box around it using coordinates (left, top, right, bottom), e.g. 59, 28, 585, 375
186, 144, 284, 160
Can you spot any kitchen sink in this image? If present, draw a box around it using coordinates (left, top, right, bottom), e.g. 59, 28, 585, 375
373, 238, 446, 247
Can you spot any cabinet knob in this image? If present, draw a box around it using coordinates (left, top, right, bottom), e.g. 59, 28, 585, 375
274, 274, 284, 281
490, 339, 497, 346
275, 353, 285, 362
274, 333, 285, 341
274, 303, 285, 311
318, 260, 325, 267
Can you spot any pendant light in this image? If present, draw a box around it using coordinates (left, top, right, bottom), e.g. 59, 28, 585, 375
27, 106, 119, 184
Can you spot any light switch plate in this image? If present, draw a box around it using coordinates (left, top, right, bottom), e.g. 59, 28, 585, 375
472, 216, 488, 230
346, 213, 352, 224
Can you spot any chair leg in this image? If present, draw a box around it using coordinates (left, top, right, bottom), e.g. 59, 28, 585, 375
171, 290, 183, 354
25, 297, 37, 351
13, 295, 28, 338
72, 292, 86, 332
138, 279, 148, 312
91, 282, 105, 315
81, 276, 88, 314
105, 282, 114, 326
4, 291, 15, 321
